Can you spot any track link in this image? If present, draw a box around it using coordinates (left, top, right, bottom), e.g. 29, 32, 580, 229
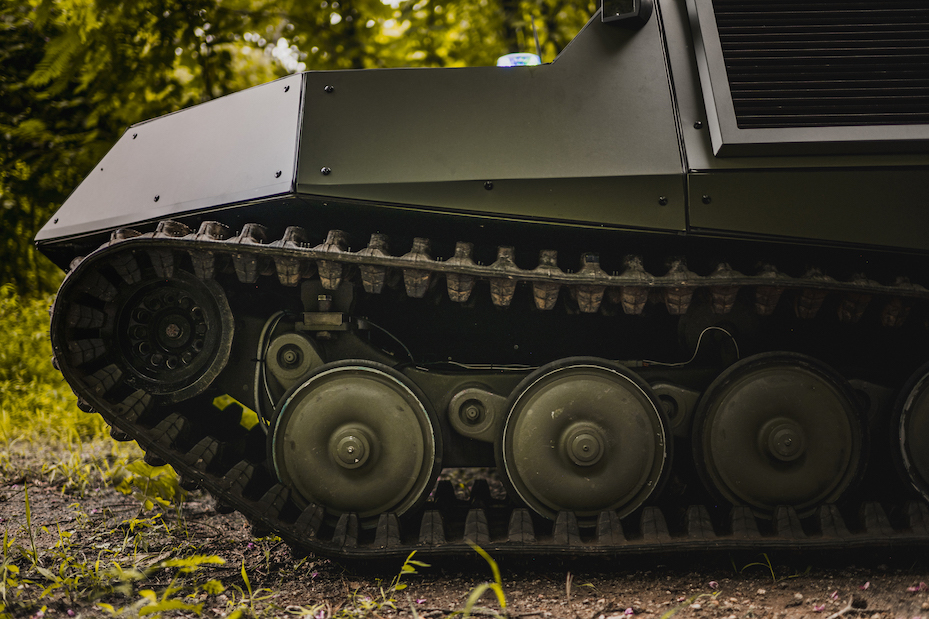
51, 220, 929, 559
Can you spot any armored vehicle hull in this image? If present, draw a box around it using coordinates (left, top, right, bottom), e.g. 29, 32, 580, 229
37, 0, 929, 558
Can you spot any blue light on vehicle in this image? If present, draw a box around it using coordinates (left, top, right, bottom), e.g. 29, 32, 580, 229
496, 53, 542, 67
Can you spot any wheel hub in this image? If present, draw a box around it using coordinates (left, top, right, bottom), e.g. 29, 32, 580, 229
331, 426, 372, 469
760, 418, 806, 462
114, 271, 232, 402
565, 423, 606, 466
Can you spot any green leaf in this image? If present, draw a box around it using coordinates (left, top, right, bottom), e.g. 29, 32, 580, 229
201, 579, 225, 595
139, 600, 203, 616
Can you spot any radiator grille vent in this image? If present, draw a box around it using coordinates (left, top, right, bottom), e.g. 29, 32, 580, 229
712, 0, 929, 129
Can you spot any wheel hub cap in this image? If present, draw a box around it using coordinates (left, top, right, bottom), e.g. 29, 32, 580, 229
761, 418, 806, 462
566, 423, 606, 466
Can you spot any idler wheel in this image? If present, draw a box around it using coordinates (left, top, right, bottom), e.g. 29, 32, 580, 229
270, 361, 441, 520
497, 357, 670, 523
893, 362, 929, 502
113, 270, 232, 403
693, 352, 866, 518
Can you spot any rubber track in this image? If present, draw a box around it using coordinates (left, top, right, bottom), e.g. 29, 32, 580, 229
51, 222, 929, 559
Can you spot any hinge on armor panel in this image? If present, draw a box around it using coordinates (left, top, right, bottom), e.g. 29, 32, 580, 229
419, 511, 446, 545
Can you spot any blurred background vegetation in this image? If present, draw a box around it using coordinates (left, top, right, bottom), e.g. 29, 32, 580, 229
0, 0, 593, 462
1, 0, 595, 296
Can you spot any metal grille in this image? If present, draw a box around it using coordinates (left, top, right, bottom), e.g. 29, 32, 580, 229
712, 0, 929, 128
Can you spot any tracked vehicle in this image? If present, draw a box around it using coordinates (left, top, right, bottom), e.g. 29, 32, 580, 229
37, 0, 929, 558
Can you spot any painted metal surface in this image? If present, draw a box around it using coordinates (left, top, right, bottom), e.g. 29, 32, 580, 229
35, 74, 304, 243
688, 168, 929, 251
296, 10, 684, 231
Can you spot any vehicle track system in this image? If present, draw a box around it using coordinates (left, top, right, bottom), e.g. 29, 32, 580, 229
50, 220, 929, 559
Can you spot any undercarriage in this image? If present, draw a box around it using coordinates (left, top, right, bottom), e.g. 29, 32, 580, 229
49, 219, 929, 559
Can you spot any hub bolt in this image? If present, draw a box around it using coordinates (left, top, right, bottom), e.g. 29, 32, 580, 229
461, 400, 485, 425
331, 427, 372, 469
164, 323, 182, 339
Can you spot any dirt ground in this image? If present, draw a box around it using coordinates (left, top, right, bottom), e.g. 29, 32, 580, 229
2, 479, 929, 619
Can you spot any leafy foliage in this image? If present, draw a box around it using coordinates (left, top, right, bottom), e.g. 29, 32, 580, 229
2, 0, 591, 296
0, 284, 104, 444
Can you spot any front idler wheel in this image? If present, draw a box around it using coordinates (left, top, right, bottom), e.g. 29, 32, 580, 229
497, 357, 671, 524
110, 270, 233, 403
693, 352, 866, 518
270, 361, 441, 521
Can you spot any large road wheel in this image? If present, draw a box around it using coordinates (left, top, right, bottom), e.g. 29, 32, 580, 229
497, 358, 670, 524
893, 362, 929, 503
270, 361, 441, 520
693, 352, 866, 518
